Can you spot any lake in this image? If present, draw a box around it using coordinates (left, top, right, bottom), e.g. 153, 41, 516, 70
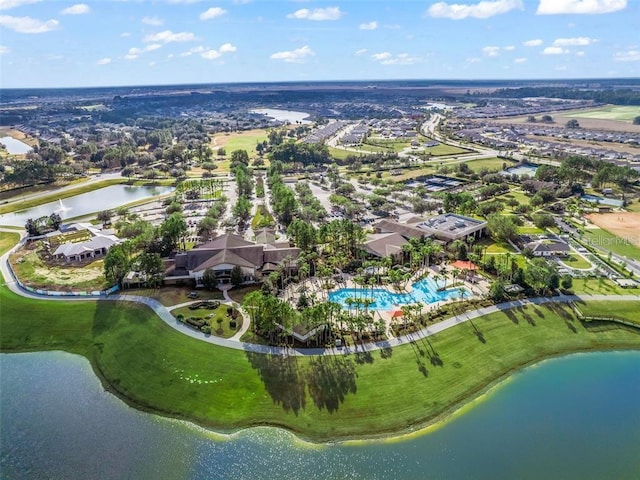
0, 185, 175, 226
0, 136, 33, 155
251, 108, 311, 124
1, 350, 638, 479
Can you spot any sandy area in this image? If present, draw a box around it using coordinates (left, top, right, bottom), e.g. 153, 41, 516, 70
525, 135, 640, 155
586, 212, 640, 246
494, 113, 640, 133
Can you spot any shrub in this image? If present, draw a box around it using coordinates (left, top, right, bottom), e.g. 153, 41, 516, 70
202, 325, 211, 334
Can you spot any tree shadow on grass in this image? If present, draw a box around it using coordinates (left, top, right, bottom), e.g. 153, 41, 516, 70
354, 351, 374, 364
513, 305, 535, 326
307, 356, 357, 413
408, 338, 429, 377
245, 352, 306, 415
503, 309, 519, 325
378, 341, 393, 360
469, 319, 486, 344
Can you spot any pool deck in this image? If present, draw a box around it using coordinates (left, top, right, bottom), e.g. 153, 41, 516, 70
280, 265, 491, 339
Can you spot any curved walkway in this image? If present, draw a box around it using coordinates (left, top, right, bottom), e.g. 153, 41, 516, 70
2, 229, 639, 357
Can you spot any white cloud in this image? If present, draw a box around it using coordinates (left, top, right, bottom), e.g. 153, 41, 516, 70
371, 52, 392, 61
0, 45, 9, 54
613, 49, 640, 62
552, 36, 596, 46
503, 45, 515, 51
371, 52, 421, 65
542, 46, 570, 54
482, 45, 501, 56
164, 0, 205, 3
427, 0, 523, 20
270, 45, 315, 63
287, 7, 343, 21
201, 49, 221, 60
60, 4, 89, 15
359, 21, 378, 30
537, 0, 626, 14
0, 0, 42, 10
514, 57, 527, 63
125, 43, 162, 60
466, 56, 482, 63
0, 15, 59, 33
180, 45, 206, 56
142, 16, 164, 26
219, 42, 236, 53
355, 48, 368, 56
145, 43, 162, 51
121, 32, 131, 37
199, 7, 227, 20
576, 50, 585, 56
523, 39, 543, 46
144, 30, 196, 43
97, 57, 111, 65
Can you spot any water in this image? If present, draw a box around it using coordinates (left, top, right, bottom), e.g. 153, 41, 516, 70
329, 277, 464, 310
1, 351, 638, 479
250, 108, 311, 124
581, 194, 624, 207
0, 136, 33, 155
0, 185, 174, 226
501, 164, 538, 177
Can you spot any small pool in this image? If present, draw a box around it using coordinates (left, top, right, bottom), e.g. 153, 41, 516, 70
328, 277, 465, 310
581, 194, 624, 207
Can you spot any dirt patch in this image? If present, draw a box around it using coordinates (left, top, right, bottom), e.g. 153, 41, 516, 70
586, 212, 640, 246
493, 113, 640, 133
211, 129, 267, 148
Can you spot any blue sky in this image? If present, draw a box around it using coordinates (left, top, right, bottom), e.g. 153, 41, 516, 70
0, 0, 638, 88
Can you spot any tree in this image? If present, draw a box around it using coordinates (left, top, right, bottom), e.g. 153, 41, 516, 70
561, 275, 573, 290
137, 252, 164, 287
541, 115, 553, 123
533, 213, 556, 230
487, 214, 518, 243
230, 265, 244, 287
489, 279, 506, 301
48, 212, 62, 231
633, 116, 640, 125
202, 268, 217, 290
104, 244, 130, 287
197, 217, 217, 242
97, 210, 113, 226
566, 119, 580, 129
160, 212, 188, 253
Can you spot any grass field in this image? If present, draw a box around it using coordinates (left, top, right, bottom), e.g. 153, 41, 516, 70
561, 253, 592, 270
122, 287, 223, 306
463, 157, 516, 172
579, 227, 640, 260
211, 129, 268, 158
564, 105, 640, 123
579, 301, 640, 326
1, 275, 638, 441
570, 277, 636, 296
423, 143, 473, 156
0, 231, 19, 255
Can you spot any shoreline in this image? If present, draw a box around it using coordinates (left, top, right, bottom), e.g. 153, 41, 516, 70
3, 343, 638, 444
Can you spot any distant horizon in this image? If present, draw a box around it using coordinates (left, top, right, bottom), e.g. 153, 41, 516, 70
2, 76, 640, 93
1, 0, 638, 89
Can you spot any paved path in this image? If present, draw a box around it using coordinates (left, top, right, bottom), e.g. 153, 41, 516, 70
2, 229, 639, 357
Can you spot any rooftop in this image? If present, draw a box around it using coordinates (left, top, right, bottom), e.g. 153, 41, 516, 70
417, 214, 486, 236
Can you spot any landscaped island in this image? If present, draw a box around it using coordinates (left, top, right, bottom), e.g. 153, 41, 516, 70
2, 233, 639, 441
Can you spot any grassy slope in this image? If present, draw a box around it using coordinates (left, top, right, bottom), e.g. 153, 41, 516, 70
2, 271, 639, 440
0, 232, 19, 254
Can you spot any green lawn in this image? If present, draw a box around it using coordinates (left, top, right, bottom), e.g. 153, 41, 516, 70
564, 105, 640, 122
251, 204, 275, 230
2, 266, 638, 441
477, 238, 517, 253
517, 226, 545, 235
212, 130, 268, 158
570, 277, 637, 296
579, 301, 640, 326
422, 143, 473, 156
463, 157, 516, 172
560, 253, 592, 270
0, 231, 19, 255
579, 228, 640, 260
122, 286, 223, 307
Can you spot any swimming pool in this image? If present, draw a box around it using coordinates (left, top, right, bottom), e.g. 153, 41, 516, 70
328, 277, 465, 310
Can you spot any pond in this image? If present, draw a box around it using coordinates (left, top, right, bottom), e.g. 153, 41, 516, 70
0, 184, 175, 227
250, 108, 311, 124
0, 136, 33, 155
1, 350, 638, 479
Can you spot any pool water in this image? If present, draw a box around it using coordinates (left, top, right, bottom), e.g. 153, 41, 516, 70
329, 277, 464, 310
